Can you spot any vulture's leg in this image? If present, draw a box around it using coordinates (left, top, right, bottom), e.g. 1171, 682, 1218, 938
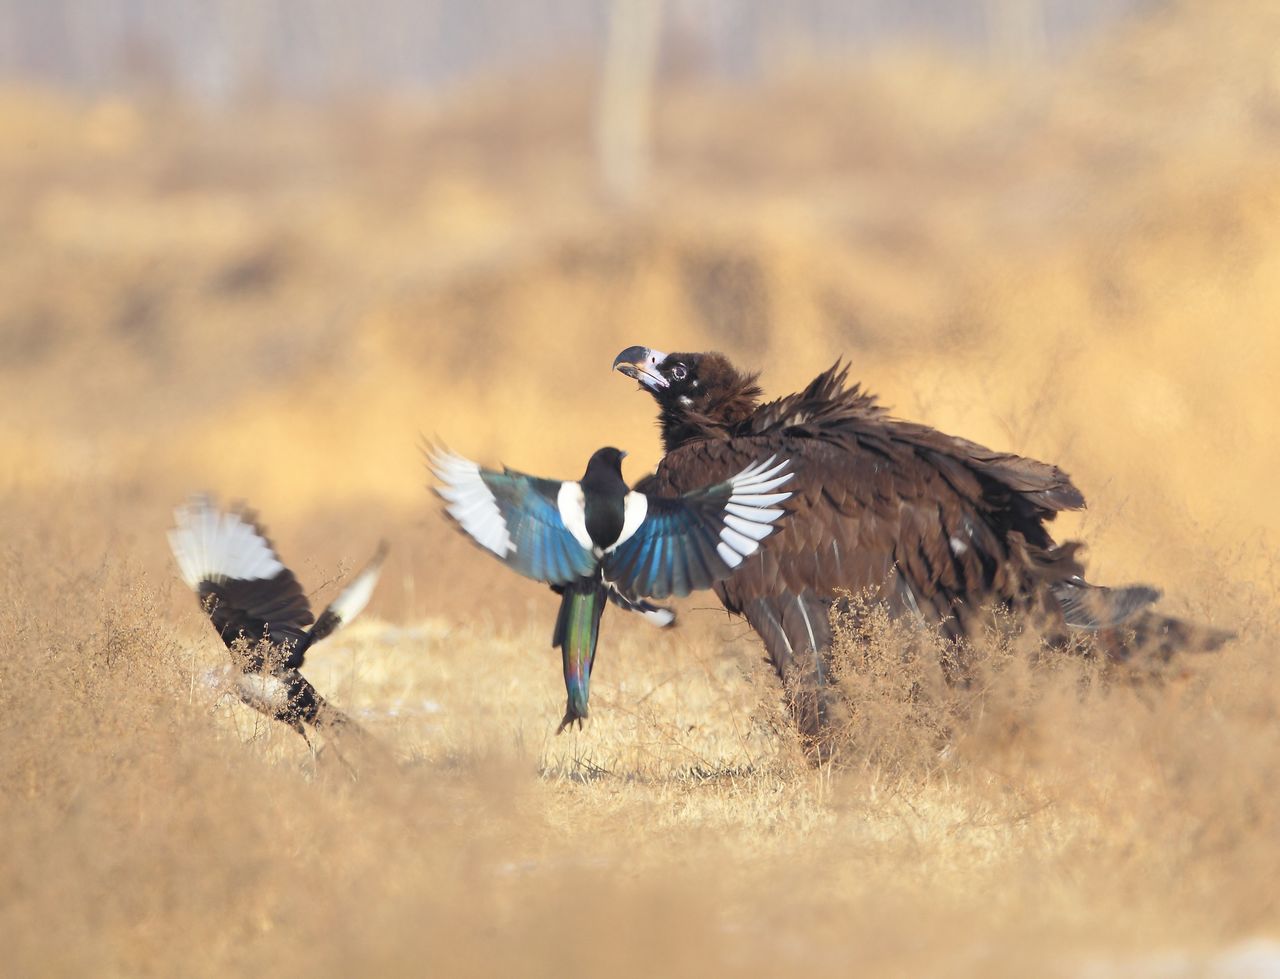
742, 592, 842, 748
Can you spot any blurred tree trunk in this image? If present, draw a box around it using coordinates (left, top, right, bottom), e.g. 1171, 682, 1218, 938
596, 0, 664, 205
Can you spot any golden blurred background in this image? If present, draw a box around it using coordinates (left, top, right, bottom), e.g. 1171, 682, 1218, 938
4, 4, 1280, 974
3, 0, 1277, 629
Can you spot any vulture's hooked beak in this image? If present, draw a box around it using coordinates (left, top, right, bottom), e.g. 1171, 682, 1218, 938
613, 346, 668, 391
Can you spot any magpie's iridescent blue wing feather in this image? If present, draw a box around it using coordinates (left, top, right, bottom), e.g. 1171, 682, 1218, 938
429, 449, 597, 585
604, 456, 793, 600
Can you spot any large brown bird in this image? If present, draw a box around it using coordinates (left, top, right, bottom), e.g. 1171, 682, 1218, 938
612, 346, 1233, 739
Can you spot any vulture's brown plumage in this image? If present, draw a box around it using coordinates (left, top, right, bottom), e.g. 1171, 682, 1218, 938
613, 347, 1233, 739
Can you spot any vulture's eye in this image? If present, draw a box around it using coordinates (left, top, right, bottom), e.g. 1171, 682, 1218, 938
670, 365, 688, 381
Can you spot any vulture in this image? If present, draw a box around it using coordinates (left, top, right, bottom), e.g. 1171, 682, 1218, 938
429, 445, 793, 731
168, 495, 387, 750
612, 345, 1234, 739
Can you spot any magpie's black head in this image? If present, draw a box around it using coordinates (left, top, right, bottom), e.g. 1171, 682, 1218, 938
582, 446, 627, 484
612, 346, 763, 450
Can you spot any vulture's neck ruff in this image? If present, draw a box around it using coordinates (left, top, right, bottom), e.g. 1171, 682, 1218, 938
655, 355, 763, 453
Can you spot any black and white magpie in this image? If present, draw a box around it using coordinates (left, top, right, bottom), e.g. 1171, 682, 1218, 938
428, 446, 793, 731
168, 495, 387, 747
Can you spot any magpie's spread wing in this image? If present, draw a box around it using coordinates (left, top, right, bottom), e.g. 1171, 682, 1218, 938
603, 456, 792, 600
429, 449, 598, 585
309, 541, 390, 644
168, 495, 314, 651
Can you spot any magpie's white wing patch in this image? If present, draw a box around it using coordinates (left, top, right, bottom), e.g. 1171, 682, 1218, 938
429, 450, 516, 558
606, 491, 650, 552
639, 605, 676, 628
168, 494, 315, 661
323, 542, 389, 627
168, 495, 285, 589
302, 539, 391, 646
713, 455, 793, 569
557, 481, 593, 551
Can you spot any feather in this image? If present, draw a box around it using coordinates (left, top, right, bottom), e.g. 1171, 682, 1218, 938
554, 582, 606, 733
617, 346, 1232, 735
168, 495, 382, 747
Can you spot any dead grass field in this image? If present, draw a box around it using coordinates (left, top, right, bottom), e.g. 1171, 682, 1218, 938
3, 3, 1280, 975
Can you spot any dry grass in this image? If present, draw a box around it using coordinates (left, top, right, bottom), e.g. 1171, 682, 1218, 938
3, 3, 1280, 974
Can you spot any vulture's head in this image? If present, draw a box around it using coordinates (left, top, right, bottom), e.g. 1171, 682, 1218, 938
613, 347, 758, 410
612, 346, 764, 450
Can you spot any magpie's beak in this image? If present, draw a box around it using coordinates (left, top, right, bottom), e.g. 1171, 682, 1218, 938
613, 346, 669, 391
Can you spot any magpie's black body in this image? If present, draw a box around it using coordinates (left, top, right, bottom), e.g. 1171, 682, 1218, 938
581, 448, 628, 549
555, 449, 629, 731
430, 444, 794, 731
169, 495, 387, 748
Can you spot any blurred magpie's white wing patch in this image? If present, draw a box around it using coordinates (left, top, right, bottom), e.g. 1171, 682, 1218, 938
327, 542, 388, 625
308, 540, 390, 643
168, 494, 314, 655
168, 494, 286, 588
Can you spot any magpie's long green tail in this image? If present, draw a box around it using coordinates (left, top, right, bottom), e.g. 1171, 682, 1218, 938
553, 579, 607, 733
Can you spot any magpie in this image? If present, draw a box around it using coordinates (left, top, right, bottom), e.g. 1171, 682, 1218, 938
428, 446, 793, 731
168, 495, 387, 749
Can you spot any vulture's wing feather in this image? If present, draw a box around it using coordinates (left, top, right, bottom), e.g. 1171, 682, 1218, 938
644, 424, 1083, 661
169, 496, 314, 652
1050, 578, 1161, 630
429, 449, 597, 585
604, 456, 793, 599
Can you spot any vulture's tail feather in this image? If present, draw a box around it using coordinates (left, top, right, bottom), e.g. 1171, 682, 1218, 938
1052, 578, 1162, 630
1093, 610, 1236, 663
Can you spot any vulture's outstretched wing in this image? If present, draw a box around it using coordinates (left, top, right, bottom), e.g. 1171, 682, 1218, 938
637, 421, 1092, 733
429, 449, 598, 585
641, 432, 1033, 626
604, 456, 793, 600
635, 417, 1082, 735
